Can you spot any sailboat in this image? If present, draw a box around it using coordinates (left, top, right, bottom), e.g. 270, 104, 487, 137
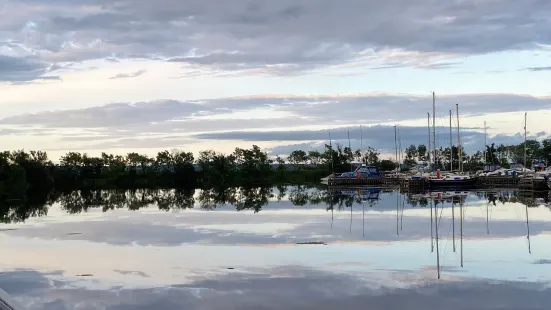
427, 95, 477, 189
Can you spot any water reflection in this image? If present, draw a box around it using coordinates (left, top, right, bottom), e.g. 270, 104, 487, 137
1, 187, 551, 224
2, 187, 551, 309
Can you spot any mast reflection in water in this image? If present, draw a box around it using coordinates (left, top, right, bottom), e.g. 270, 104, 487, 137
1, 187, 551, 310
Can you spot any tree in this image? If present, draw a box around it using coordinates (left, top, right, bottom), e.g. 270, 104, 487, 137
541, 139, 551, 164
404, 144, 418, 167
233, 145, 272, 181
485, 143, 498, 164
379, 159, 396, 171
288, 150, 308, 169
275, 156, 286, 173
417, 145, 428, 162
308, 150, 322, 165
365, 147, 380, 164
60, 152, 83, 167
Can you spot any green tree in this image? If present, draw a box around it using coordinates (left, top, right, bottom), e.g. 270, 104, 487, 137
288, 150, 308, 169
404, 144, 418, 167
307, 150, 322, 165
417, 144, 428, 162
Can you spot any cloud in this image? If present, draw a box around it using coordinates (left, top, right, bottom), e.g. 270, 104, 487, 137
194, 125, 544, 154
109, 69, 146, 79
0, 55, 60, 82
3, 0, 551, 75
3, 266, 551, 309
3, 93, 548, 129
525, 66, 551, 71
0, 100, 204, 128
0, 93, 549, 153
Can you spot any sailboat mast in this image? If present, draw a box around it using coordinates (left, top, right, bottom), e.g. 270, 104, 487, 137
524, 112, 527, 169
348, 130, 352, 172
456, 104, 462, 172
449, 110, 453, 171
428, 113, 431, 167
432, 92, 436, 170
360, 125, 363, 163
394, 125, 398, 175
398, 128, 403, 172
329, 132, 334, 175
484, 121, 487, 165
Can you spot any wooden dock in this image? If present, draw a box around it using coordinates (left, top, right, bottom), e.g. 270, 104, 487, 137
326, 175, 549, 191
518, 177, 549, 191
477, 176, 519, 188
327, 177, 399, 186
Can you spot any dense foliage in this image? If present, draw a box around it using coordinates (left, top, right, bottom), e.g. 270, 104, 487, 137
403, 139, 551, 171
0, 139, 549, 203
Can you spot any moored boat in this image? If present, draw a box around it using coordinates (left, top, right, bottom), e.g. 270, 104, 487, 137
428, 170, 478, 189
334, 164, 381, 179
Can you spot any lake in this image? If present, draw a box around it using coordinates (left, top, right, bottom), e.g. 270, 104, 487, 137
1, 186, 551, 310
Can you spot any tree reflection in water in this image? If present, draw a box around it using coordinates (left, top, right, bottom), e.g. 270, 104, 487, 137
1, 187, 550, 224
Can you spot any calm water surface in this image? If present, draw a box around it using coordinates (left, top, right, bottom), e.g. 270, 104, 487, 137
1, 186, 551, 309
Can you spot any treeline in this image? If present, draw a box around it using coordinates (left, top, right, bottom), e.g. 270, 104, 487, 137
1, 139, 550, 200
402, 139, 551, 171
0, 145, 396, 200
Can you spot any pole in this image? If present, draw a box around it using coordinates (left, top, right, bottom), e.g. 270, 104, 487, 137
348, 130, 352, 172
450, 110, 453, 172
360, 125, 363, 163
428, 113, 431, 168
524, 112, 528, 168
456, 104, 462, 172
394, 125, 398, 175
329, 132, 334, 175
484, 121, 487, 165
398, 128, 403, 172
432, 92, 436, 170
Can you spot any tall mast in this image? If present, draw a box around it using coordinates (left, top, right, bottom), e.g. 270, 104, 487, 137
449, 110, 453, 171
484, 121, 487, 165
360, 125, 363, 163
456, 104, 462, 172
329, 132, 334, 175
427, 113, 431, 167
348, 130, 352, 172
398, 128, 403, 172
394, 125, 398, 175
524, 112, 528, 168
432, 92, 436, 170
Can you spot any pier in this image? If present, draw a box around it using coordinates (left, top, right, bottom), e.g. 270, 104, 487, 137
327, 177, 399, 186
326, 175, 549, 191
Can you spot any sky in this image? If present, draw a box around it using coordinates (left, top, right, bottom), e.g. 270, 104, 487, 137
1, 0, 550, 162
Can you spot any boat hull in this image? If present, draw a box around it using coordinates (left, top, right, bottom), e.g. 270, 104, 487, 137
428, 177, 478, 189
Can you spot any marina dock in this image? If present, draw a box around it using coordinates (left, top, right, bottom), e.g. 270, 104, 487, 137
326, 175, 549, 191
